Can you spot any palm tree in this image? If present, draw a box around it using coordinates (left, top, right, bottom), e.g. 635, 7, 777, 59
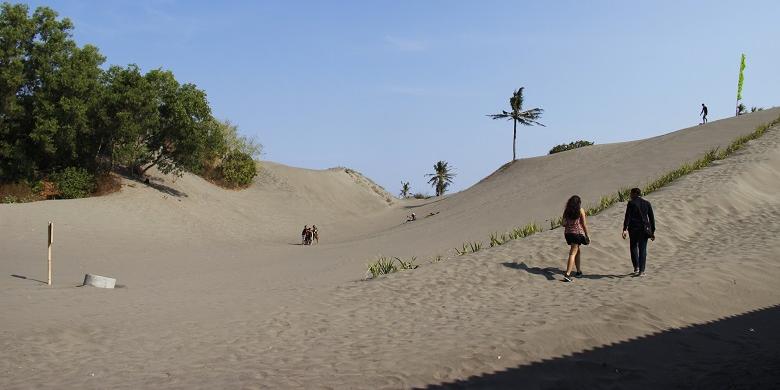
487, 87, 544, 161
399, 181, 411, 198
425, 161, 455, 196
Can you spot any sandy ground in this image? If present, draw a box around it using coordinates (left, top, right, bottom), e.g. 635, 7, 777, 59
1, 108, 779, 389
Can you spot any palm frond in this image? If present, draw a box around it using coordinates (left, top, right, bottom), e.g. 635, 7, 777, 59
510, 87, 524, 112
487, 111, 512, 120
514, 107, 544, 126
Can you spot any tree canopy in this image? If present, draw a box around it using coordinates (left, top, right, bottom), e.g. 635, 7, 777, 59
426, 161, 455, 197
0, 3, 258, 193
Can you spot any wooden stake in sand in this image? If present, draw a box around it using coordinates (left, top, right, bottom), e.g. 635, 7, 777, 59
47, 221, 53, 286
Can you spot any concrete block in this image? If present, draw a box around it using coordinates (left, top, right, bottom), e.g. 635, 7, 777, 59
83, 274, 116, 289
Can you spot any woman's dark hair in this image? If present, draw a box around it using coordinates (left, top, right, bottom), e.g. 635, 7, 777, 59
563, 195, 582, 221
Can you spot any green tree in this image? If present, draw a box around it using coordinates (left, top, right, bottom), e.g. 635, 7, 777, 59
488, 87, 544, 161
399, 181, 410, 198
214, 119, 262, 159
104, 66, 217, 177
425, 161, 455, 197
97, 64, 158, 173
0, 3, 105, 179
0, 3, 259, 196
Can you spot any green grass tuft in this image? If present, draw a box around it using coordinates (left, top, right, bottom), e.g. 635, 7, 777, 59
366, 256, 398, 278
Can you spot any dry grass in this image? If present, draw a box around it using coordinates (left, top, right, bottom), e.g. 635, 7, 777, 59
0, 182, 40, 203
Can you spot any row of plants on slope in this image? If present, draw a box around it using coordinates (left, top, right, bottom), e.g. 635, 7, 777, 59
0, 4, 259, 202
365, 115, 780, 279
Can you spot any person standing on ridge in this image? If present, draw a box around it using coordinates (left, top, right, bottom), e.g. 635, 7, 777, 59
622, 188, 655, 276
700, 103, 708, 124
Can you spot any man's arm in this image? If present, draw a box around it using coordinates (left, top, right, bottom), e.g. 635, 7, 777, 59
623, 202, 630, 231
647, 201, 655, 233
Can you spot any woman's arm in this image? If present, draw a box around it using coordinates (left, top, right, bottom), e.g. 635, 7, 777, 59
579, 208, 589, 237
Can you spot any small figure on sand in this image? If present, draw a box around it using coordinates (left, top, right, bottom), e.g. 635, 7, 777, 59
405, 212, 416, 223
700, 103, 708, 124
622, 188, 655, 276
300, 225, 319, 245
561, 195, 589, 282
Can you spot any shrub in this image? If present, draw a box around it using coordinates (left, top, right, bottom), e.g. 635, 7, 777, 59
0, 181, 42, 203
366, 256, 399, 278
412, 192, 431, 199
52, 167, 96, 199
1, 195, 20, 203
220, 151, 257, 187
549, 140, 594, 154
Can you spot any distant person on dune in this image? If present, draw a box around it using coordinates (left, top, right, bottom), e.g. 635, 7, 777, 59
301, 225, 308, 245
305, 227, 313, 245
622, 188, 655, 276
561, 195, 589, 282
312, 225, 319, 244
405, 213, 416, 223
700, 103, 708, 124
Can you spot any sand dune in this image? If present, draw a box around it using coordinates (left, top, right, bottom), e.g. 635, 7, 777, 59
1, 109, 779, 389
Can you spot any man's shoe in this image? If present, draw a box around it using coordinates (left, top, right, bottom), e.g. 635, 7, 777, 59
562, 275, 573, 282
574, 271, 583, 278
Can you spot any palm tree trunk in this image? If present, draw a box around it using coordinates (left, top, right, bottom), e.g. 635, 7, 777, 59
512, 119, 517, 161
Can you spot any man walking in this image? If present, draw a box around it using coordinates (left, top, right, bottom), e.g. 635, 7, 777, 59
622, 188, 655, 276
700, 103, 708, 124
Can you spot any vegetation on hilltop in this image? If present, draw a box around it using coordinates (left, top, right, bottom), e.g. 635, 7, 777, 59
549, 140, 594, 154
0, 3, 258, 201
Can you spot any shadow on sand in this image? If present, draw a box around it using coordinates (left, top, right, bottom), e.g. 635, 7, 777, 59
502, 262, 631, 281
116, 167, 188, 198
11, 274, 47, 284
403, 197, 446, 209
420, 304, 780, 389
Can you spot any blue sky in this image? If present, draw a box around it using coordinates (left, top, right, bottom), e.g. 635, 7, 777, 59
23, 0, 780, 194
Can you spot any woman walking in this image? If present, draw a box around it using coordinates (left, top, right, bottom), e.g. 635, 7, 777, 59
562, 195, 590, 282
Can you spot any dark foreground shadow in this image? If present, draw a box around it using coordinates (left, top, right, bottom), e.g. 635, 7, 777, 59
502, 262, 631, 281
420, 304, 780, 389
11, 274, 47, 284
